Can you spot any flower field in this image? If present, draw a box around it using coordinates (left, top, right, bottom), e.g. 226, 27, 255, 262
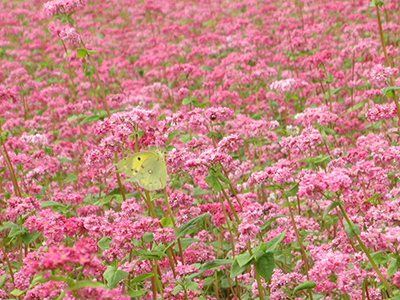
1, 0, 400, 299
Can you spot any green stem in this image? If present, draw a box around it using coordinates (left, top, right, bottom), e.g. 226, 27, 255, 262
247, 246, 265, 300
150, 260, 164, 300
144, 189, 157, 218
80, 40, 111, 118
163, 189, 185, 265
220, 185, 240, 224
285, 197, 313, 300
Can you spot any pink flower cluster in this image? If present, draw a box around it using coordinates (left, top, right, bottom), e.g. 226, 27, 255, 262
1, 0, 400, 299
43, 0, 87, 16
370, 64, 398, 83
366, 103, 397, 122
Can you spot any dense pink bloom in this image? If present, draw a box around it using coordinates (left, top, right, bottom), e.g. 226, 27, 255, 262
270, 78, 299, 93
280, 127, 322, 154
2, 0, 400, 299
309, 50, 332, 66
295, 105, 338, 126
5, 197, 40, 222
366, 103, 397, 122
43, 0, 87, 16
370, 64, 398, 83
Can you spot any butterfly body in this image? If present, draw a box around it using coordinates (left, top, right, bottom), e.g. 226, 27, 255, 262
117, 150, 167, 191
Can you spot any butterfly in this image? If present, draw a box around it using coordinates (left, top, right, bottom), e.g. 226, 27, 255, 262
117, 149, 167, 191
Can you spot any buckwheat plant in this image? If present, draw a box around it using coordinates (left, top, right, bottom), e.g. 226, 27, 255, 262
1, 0, 400, 299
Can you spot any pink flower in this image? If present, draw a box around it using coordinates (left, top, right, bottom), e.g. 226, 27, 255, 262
370, 64, 398, 83
5, 197, 40, 222
270, 78, 298, 93
280, 127, 322, 154
43, 0, 87, 16
295, 105, 338, 126
366, 103, 397, 122
309, 50, 332, 66
59, 26, 81, 47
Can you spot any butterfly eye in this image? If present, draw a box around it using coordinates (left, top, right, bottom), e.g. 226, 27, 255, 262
137, 157, 141, 161
148, 170, 153, 174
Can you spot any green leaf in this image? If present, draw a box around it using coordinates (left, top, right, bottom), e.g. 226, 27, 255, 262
235, 252, 253, 267
204, 174, 221, 191
49, 275, 74, 286
22, 231, 41, 244
131, 249, 167, 260
206, 131, 218, 139
371, 251, 384, 265
323, 201, 340, 219
195, 101, 209, 109
217, 172, 230, 184
297, 155, 330, 164
220, 274, 236, 288
68, 280, 105, 291
63, 173, 78, 183
178, 133, 192, 144
87, 50, 99, 55
387, 258, 398, 278
264, 231, 286, 252
203, 19, 217, 27
0, 222, 18, 232
260, 215, 285, 230
10, 289, 25, 296
0, 130, 9, 140
97, 236, 112, 251
174, 238, 199, 252
175, 214, 207, 238
381, 86, 400, 97
362, 194, 381, 204
331, 87, 341, 95
193, 188, 212, 196
293, 281, 316, 294
0, 273, 7, 286
254, 252, 274, 281
201, 66, 214, 72
127, 290, 149, 297
160, 217, 173, 228
8, 227, 25, 238
188, 259, 232, 279
103, 266, 129, 288
314, 155, 330, 163
347, 101, 365, 112
166, 130, 185, 146
172, 285, 184, 295
131, 273, 154, 283
369, 0, 384, 8
187, 279, 199, 291
41, 201, 66, 209
44, 146, 53, 155
76, 48, 89, 58
57, 157, 74, 164
67, 115, 80, 122
182, 97, 197, 105
230, 259, 249, 278
142, 232, 154, 243
80, 114, 100, 125
343, 220, 361, 240
284, 183, 298, 197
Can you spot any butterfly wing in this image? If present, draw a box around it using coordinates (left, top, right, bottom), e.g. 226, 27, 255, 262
136, 151, 167, 191
117, 151, 153, 179
117, 150, 167, 191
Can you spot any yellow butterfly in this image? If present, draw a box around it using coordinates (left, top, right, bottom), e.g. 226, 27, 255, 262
117, 149, 167, 191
